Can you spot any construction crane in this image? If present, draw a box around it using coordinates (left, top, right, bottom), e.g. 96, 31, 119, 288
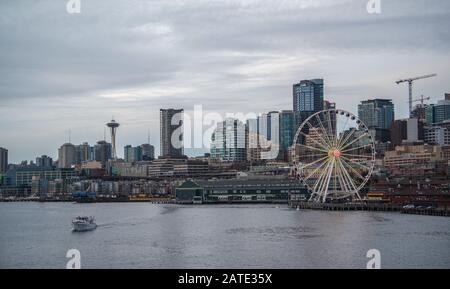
408, 95, 431, 120
396, 73, 437, 117
412, 95, 431, 106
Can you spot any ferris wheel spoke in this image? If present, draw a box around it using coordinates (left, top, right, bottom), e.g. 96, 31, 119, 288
338, 159, 362, 200
341, 152, 373, 159
338, 162, 355, 192
297, 155, 329, 171
321, 158, 335, 202
337, 158, 357, 192
315, 114, 333, 147
316, 162, 333, 202
335, 160, 350, 193
302, 158, 331, 182
296, 143, 329, 154
340, 131, 370, 151
340, 155, 373, 172
339, 114, 350, 141
340, 158, 357, 192
312, 159, 332, 193
340, 157, 366, 181
305, 118, 331, 147
298, 154, 329, 161
337, 127, 357, 149
298, 130, 329, 151
341, 144, 373, 154
304, 157, 330, 182
323, 111, 335, 146
333, 163, 338, 193
328, 112, 338, 147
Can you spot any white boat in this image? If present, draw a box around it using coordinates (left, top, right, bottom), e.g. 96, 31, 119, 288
72, 216, 97, 232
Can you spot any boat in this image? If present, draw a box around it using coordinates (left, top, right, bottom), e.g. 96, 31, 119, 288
72, 216, 97, 232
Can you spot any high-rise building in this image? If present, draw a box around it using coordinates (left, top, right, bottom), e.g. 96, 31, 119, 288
211, 118, 247, 162
406, 118, 424, 143
94, 140, 112, 166
58, 143, 76, 168
0, 147, 8, 173
36, 155, 53, 168
293, 79, 324, 120
124, 145, 143, 163
390, 118, 425, 147
75, 142, 94, 164
390, 120, 408, 147
246, 111, 297, 162
257, 111, 279, 142
323, 100, 337, 136
160, 109, 184, 158
140, 143, 155, 161
426, 95, 450, 124
358, 99, 394, 143
279, 110, 296, 161
246, 118, 260, 163
424, 121, 450, 146
358, 99, 394, 130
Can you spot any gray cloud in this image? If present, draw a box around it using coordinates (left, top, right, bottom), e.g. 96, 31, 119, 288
1, 0, 450, 162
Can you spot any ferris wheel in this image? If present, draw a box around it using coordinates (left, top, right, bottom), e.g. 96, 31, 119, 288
292, 109, 375, 203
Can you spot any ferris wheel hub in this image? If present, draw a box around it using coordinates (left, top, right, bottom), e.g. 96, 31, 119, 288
333, 149, 341, 158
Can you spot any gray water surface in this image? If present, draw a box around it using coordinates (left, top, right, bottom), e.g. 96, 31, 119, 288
0, 202, 449, 268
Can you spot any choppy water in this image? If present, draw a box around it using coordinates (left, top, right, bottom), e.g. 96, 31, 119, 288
0, 202, 449, 268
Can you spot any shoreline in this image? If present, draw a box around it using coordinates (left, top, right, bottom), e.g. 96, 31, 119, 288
1, 199, 449, 217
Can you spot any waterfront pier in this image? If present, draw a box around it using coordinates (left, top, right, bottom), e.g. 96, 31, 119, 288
289, 201, 450, 217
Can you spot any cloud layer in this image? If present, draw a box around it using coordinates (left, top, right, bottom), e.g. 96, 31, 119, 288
1, 0, 450, 162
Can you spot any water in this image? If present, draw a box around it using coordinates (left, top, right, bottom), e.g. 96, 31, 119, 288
0, 202, 449, 269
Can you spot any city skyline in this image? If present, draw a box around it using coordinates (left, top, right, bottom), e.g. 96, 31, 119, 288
1, 0, 450, 163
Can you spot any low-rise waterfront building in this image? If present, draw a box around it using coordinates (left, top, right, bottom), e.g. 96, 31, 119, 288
384, 144, 448, 177
175, 176, 309, 204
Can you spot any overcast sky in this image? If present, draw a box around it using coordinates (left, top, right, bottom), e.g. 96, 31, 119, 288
1, 0, 450, 163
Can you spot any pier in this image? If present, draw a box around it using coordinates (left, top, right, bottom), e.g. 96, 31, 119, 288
289, 201, 450, 217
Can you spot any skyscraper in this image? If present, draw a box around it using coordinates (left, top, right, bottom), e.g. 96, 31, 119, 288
324, 100, 337, 136
58, 143, 76, 168
94, 140, 112, 166
211, 118, 247, 162
358, 99, 395, 130
246, 118, 260, 163
293, 79, 324, 120
0, 147, 8, 173
278, 111, 296, 161
124, 145, 143, 163
36, 155, 53, 168
358, 99, 394, 143
140, 143, 155, 161
258, 111, 279, 141
390, 119, 408, 147
160, 109, 184, 158
75, 142, 94, 164
426, 95, 450, 124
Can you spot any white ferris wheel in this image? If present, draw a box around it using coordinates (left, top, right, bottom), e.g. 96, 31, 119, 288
292, 109, 375, 203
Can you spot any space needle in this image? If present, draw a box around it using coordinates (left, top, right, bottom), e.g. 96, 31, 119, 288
106, 118, 120, 160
